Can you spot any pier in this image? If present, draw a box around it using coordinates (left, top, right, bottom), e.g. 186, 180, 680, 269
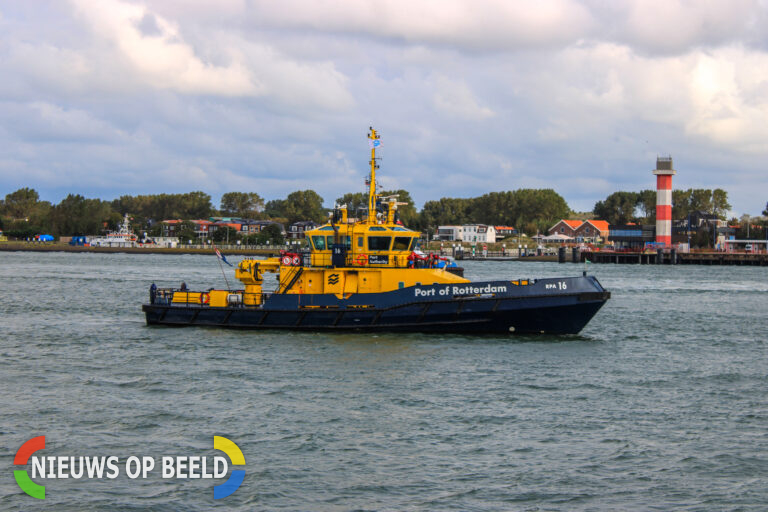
578, 250, 768, 266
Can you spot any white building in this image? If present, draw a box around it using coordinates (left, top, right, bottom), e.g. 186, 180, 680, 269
460, 224, 496, 243
436, 224, 497, 243
436, 226, 461, 241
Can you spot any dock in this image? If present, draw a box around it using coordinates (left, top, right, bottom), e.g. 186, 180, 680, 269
578, 250, 768, 266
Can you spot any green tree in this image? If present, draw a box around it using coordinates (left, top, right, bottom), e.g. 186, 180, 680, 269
420, 197, 472, 231
211, 226, 239, 243
593, 191, 638, 224
264, 199, 286, 218
712, 189, 731, 219
111, 191, 213, 222
3, 188, 40, 218
672, 189, 691, 220
690, 189, 713, 213
176, 221, 198, 243
763, 202, 768, 217
50, 194, 120, 236
637, 189, 656, 221
219, 192, 264, 218
259, 223, 285, 244
282, 190, 325, 224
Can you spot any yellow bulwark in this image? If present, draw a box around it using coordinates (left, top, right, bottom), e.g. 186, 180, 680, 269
226, 127, 468, 306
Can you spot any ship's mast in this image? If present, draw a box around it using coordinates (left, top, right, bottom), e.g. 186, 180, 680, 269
367, 127, 380, 225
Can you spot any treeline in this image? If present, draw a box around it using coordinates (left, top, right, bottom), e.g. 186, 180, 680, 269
6, 185, 752, 240
0, 188, 328, 238
1, 186, 575, 239
418, 189, 570, 235
593, 188, 732, 224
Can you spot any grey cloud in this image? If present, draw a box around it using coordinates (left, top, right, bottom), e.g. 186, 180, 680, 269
0, 0, 767, 217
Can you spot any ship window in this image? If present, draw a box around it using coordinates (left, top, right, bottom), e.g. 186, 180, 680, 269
409, 238, 417, 251
326, 235, 351, 248
357, 237, 363, 247
368, 236, 391, 251
368, 226, 387, 231
392, 226, 409, 231
319, 226, 334, 231
392, 237, 411, 251
311, 235, 326, 250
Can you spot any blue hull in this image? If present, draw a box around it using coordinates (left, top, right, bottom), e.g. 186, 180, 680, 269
142, 276, 609, 335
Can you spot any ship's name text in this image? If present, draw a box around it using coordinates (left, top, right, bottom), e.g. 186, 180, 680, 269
414, 284, 508, 297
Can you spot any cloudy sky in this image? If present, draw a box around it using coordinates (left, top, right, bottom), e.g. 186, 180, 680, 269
1, 0, 767, 215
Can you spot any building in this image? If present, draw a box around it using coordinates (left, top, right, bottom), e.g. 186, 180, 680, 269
241, 220, 285, 235
435, 224, 497, 243
436, 225, 461, 241
608, 224, 655, 249
548, 220, 583, 238
161, 219, 214, 238
494, 226, 516, 240
288, 221, 319, 239
549, 220, 609, 242
573, 220, 609, 242
459, 224, 496, 243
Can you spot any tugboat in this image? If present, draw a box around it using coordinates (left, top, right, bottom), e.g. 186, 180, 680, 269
142, 128, 609, 334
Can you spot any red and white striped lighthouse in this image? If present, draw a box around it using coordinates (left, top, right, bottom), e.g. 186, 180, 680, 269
653, 156, 676, 247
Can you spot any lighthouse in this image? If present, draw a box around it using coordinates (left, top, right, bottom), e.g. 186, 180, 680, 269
653, 156, 676, 247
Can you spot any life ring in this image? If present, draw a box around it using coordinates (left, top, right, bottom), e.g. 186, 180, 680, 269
355, 254, 368, 266
282, 255, 293, 266
201, 293, 210, 305
292, 255, 301, 266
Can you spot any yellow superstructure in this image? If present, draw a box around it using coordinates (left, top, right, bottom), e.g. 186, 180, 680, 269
230, 127, 469, 306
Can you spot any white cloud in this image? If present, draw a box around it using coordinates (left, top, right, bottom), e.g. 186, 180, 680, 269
432, 77, 494, 120
71, 0, 259, 96
2, 0, 768, 215
245, 0, 594, 51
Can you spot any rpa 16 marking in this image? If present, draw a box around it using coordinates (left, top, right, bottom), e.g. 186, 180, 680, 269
545, 281, 568, 290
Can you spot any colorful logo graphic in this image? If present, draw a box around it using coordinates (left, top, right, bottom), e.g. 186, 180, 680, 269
14, 436, 46, 499
213, 436, 245, 499
12, 435, 244, 500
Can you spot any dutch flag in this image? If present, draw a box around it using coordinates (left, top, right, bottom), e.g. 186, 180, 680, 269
215, 247, 233, 267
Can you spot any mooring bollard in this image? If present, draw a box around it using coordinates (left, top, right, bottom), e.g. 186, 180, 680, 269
558, 246, 566, 263
657, 248, 663, 264
572, 247, 579, 263
671, 248, 677, 265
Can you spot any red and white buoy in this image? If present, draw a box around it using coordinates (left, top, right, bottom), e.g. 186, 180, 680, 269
653, 157, 676, 247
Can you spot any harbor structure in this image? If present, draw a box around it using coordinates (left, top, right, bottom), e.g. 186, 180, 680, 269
653, 156, 676, 247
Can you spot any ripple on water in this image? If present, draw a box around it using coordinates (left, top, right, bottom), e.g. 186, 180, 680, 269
1, 253, 768, 510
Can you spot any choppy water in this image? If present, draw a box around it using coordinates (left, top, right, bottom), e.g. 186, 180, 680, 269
1, 251, 767, 511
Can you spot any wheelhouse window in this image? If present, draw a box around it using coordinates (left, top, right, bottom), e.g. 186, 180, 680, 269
368, 236, 392, 251
326, 235, 351, 248
311, 235, 326, 250
392, 237, 412, 251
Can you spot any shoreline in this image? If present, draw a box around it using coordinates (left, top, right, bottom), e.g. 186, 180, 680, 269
0, 242, 558, 261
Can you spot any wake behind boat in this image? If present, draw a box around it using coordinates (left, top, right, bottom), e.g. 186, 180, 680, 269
142, 128, 609, 334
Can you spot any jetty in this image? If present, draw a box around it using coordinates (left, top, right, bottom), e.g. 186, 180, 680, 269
577, 249, 768, 266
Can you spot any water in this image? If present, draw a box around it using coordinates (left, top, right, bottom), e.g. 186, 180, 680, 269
1, 251, 767, 510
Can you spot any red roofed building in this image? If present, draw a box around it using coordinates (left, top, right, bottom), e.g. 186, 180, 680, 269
494, 226, 516, 240
548, 219, 582, 238
574, 220, 609, 241
549, 219, 609, 242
